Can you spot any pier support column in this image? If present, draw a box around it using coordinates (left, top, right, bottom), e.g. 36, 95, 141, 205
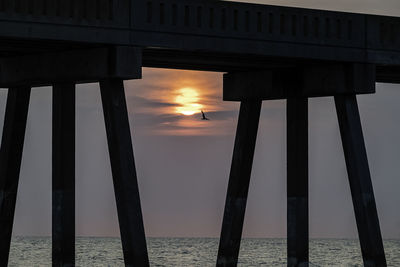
335, 95, 386, 267
52, 83, 76, 267
100, 79, 149, 267
287, 98, 309, 267
217, 100, 262, 267
0, 87, 31, 266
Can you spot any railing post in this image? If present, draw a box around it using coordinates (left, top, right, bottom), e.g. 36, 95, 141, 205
0, 87, 31, 266
217, 100, 262, 267
287, 97, 309, 267
100, 79, 149, 267
52, 83, 76, 267
335, 95, 387, 267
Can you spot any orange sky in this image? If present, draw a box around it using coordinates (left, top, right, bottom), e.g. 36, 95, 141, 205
124, 68, 239, 136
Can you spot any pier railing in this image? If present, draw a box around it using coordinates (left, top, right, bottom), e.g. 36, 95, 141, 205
0, 0, 398, 62
133, 0, 366, 48
0, 0, 130, 28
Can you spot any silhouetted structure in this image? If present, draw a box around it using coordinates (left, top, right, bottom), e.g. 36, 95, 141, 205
0, 0, 398, 266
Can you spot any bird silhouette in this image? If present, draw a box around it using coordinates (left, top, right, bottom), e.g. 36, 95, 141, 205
201, 110, 210, 120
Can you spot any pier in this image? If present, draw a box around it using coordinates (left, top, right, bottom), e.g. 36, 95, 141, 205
0, 0, 398, 266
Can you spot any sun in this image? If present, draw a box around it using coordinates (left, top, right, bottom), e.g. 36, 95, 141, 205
175, 87, 203, 116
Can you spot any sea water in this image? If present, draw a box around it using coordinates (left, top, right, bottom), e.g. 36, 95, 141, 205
8, 237, 400, 266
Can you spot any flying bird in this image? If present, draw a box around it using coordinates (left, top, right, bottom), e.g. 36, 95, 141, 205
201, 110, 210, 120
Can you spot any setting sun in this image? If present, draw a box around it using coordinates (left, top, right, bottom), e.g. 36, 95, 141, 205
175, 87, 203, 116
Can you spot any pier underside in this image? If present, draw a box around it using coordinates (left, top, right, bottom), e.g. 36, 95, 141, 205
0, 41, 399, 88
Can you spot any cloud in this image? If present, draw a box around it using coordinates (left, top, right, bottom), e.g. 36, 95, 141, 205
127, 95, 178, 108
123, 68, 239, 136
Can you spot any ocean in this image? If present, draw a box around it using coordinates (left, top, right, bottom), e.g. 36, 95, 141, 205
8, 237, 400, 266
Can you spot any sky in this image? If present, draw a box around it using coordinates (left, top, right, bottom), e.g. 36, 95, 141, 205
1, 0, 400, 240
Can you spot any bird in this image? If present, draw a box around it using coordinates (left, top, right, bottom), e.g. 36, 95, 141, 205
201, 110, 210, 120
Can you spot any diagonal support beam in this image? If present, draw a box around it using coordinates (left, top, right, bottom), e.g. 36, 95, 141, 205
52, 83, 76, 266
0, 86, 31, 266
335, 95, 387, 267
287, 98, 309, 267
100, 79, 149, 267
217, 100, 262, 267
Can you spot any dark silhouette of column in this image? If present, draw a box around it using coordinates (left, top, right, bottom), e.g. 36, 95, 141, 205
335, 95, 387, 267
217, 100, 262, 267
287, 98, 309, 267
100, 79, 149, 267
52, 83, 76, 267
0, 87, 31, 266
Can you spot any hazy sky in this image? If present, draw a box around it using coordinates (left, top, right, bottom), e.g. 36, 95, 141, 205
2, 0, 400, 240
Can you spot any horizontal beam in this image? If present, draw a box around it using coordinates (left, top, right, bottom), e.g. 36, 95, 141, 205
0, 46, 142, 87
376, 66, 400, 84
143, 49, 398, 84
223, 63, 376, 101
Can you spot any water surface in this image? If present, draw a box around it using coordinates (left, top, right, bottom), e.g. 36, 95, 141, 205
9, 237, 400, 266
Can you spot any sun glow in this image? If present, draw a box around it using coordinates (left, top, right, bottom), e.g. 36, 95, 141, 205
175, 87, 203, 116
